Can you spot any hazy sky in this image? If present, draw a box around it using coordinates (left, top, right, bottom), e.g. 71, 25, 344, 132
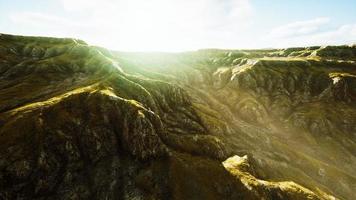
1, 0, 355, 51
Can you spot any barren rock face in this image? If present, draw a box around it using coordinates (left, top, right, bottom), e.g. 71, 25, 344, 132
0, 34, 355, 199
222, 155, 334, 200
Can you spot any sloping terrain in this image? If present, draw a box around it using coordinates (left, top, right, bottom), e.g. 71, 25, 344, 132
113, 46, 356, 200
0, 33, 355, 199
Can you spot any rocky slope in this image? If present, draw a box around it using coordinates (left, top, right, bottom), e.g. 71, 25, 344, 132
0, 33, 354, 199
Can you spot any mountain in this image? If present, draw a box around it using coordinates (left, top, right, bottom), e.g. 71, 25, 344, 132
0, 33, 355, 199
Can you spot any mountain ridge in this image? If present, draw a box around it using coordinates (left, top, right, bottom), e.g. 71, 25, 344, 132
0, 33, 355, 199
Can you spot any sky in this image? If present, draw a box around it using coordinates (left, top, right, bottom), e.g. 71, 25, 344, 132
0, 0, 355, 51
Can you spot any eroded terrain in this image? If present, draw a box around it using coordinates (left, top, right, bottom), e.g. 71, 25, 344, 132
0, 34, 355, 199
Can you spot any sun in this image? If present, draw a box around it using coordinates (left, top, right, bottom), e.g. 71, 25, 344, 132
101, 0, 205, 52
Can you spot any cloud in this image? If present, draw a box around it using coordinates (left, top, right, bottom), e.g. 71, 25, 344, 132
9, 12, 87, 29
58, 0, 253, 31
303, 23, 356, 45
59, 0, 111, 12
8, 11, 94, 40
8, 0, 254, 51
4, 1, 356, 50
269, 17, 330, 38
265, 17, 356, 47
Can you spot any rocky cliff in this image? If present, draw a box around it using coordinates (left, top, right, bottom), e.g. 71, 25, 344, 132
0, 33, 355, 199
